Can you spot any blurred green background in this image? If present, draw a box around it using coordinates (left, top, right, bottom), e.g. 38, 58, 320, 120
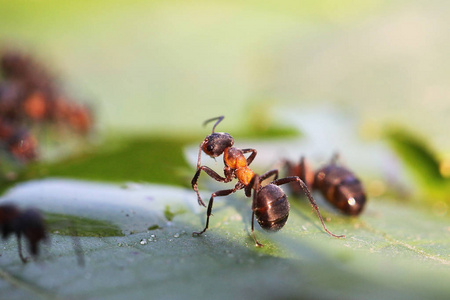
2, 0, 449, 148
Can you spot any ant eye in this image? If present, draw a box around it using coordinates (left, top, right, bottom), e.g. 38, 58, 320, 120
206, 144, 214, 152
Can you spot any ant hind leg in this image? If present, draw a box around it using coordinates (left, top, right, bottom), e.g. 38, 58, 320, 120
16, 234, 28, 263
272, 176, 345, 238
251, 210, 263, 247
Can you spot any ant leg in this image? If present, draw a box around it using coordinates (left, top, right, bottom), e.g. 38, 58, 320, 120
330, 152, 340, 165
244, 174, 258, 197
273, 176, 345, 238
69, 223, 85, 267
298, 156, 314, 189
16, 234, 28, 263
195, 142, 205, 170
241, 148, 257, 166
191, 166, 229, 207
251, 210, 263, 247
259, 169, 279, 181
249, 175, 263, 247
299, 156, 306, 181
193, 183, 243, 236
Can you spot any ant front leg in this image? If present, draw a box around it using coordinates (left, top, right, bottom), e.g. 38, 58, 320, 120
241, 148, 257, 166
273, 176, 345, 238
191, 166, 229, 207
193, 182, 244, 236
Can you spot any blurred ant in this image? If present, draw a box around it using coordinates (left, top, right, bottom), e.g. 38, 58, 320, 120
191, 116, 344, 246
0, 203, 47, 263
0, 50, 94, 133
284, 155, 367, 216
0, 49, 94, 166
0, 119, 38, 162
0, 203, 85, 265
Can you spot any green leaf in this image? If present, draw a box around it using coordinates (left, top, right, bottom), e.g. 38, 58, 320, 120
1, 176, 449, 300
1, 1, 449, 299
385, 127, 450, 201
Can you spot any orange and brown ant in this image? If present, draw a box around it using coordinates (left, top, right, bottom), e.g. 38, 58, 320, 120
284, 155, 367, 216
0, 49, 94, 166
1, 49, 94, 133
191, 116, 344, 246
0, 203, 47, 263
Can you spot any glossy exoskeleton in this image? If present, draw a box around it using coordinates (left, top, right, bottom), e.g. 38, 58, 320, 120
0, 203, 47, 263
191, 116, 344, 246
285, 155, 366, 216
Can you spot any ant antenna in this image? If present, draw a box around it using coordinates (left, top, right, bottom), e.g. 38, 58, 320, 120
330, 152, 340, 165
203, 116, 224, 133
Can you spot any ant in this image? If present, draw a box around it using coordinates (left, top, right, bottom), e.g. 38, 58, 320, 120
0, 119, 38, 162
191, 116, 344, 246
284, 155, 367, 216
0, 49, 95, 171
0, 203, 47, 263
0, 203, 85, 265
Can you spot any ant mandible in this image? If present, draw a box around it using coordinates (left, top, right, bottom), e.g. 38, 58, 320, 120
284, 155, 367, 216
191, 116, 344, 246
0, 203, 47, 263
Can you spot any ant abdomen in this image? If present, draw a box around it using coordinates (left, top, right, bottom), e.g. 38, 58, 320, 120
253, 184, 290, 231
314, 166, 366, 216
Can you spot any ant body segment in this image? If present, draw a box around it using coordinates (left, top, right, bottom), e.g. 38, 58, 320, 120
284, 155, 367, 216
0, 203, 47, 263
191, 116, 344, 246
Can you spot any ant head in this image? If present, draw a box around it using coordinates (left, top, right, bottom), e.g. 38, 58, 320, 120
200, 115, 234, 157
201, 132, 234, 157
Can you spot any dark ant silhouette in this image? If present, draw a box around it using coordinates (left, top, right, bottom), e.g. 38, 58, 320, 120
0, 203, 85, 265
191, 116, 344, 246
0, 203, 47, 263
284, 155, 367, 216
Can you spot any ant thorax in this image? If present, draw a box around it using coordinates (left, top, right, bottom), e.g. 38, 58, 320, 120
223, 147, 255, 186
223, 147, 247, 169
